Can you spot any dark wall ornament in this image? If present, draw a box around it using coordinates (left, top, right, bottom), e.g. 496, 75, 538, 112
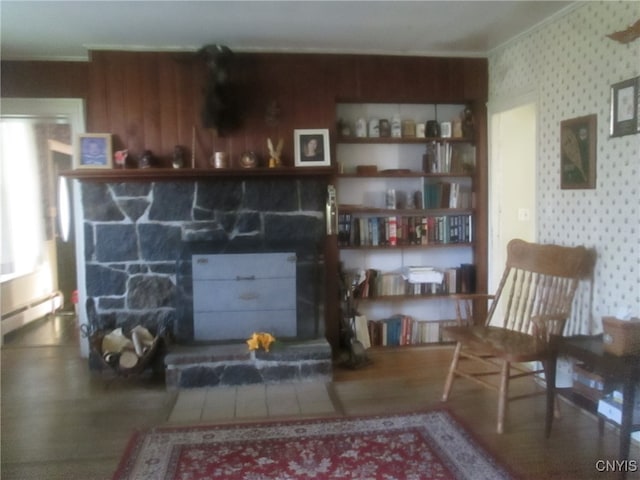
610, 76, 640, 137
198, 44, 241, 134
606, 19, 640, 44
560, 114, 597, 190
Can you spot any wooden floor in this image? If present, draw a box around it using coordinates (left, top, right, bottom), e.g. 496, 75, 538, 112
1, 314, 638, 479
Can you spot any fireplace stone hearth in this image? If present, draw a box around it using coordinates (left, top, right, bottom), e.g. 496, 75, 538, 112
164, 338, 332, 390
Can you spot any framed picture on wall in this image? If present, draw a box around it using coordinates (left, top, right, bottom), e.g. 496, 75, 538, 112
610, 76, 640, 137
75, 133, 112, 169
294, 129, 331, 167
560, 114, 596, 190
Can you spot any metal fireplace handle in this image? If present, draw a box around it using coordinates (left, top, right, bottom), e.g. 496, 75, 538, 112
236, 275, 256, 281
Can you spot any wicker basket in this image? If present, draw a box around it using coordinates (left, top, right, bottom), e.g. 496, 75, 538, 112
89, 329, 164, 376
602, 316, 640, 356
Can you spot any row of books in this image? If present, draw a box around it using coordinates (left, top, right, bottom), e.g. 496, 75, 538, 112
338, 214, 473, 247
423, 181, 472, 209
351, 264, 476, 299
423, 141, 475, 174
352, 270, 446, 298
353, 314, 459, 347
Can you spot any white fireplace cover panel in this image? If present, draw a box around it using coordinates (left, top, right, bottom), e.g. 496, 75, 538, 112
193, 252, 297, 341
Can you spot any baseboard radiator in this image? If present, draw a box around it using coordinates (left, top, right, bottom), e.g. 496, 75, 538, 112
1, 291, 64, 341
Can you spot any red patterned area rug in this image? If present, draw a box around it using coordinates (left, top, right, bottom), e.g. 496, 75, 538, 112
113, 409, 515, 480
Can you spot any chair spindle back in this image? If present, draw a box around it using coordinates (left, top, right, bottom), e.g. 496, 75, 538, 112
486, 239, 591, 337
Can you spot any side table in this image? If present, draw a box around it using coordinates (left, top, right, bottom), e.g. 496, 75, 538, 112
546, 334, 640, 474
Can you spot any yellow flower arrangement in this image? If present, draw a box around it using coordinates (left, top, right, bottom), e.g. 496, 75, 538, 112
246, 332, 276, 352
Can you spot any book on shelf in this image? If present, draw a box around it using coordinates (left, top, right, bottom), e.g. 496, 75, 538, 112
352, 314, 371, 349
444, 267, 461, 294
460, 263, 476, 294
337, 212, 352, 246
368, 319, 381, 347
371, 218, 379, 246
388, 216, 397, 246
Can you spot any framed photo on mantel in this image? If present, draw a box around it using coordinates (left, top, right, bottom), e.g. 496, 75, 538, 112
294, 129, 331, 167
75, 133, 112, 169
560, 114, 596, 190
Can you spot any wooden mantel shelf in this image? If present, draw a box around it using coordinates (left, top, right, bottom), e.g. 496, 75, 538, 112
61, 166, 337, 182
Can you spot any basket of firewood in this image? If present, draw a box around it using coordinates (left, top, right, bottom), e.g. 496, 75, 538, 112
85, 325, 166, 376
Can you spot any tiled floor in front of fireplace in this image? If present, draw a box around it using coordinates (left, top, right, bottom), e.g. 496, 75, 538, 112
167, 382, 336, 424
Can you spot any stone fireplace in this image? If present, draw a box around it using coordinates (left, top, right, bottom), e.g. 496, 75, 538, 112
81, 176, 330, 375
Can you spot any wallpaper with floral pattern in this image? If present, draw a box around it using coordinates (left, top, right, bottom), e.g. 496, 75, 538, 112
489, 1, 640, 333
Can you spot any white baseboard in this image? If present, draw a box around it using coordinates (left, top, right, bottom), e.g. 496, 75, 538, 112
1, 291, 64, 343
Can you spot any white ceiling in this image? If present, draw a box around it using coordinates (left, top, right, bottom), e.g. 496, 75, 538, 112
1, 1, 576, 61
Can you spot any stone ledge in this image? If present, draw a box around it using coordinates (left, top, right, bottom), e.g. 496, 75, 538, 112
164, 338, 332, 390
165, 343, 253, 365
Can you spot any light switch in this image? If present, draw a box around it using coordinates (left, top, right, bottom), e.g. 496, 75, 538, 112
518, 208, 530, 221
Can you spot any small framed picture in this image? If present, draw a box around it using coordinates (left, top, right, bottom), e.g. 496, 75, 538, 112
75, 133, 112, 169
610, 76, 640, 137
294, 129, 331, 167
560, 114, 597, 190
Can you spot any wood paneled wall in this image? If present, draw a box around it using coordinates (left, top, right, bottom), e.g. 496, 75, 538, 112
1, 52, 488, 351
84, 52, 487, 168
1, 61, 88, 99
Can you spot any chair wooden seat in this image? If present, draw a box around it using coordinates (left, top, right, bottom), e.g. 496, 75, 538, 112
441, 239, 593, 433
444, 325, 550, 363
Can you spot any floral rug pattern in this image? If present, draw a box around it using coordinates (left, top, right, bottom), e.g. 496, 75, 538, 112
113, 410, 513, 480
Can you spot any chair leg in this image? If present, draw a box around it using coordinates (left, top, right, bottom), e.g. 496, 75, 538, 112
543, 357, 557, 437
442, 342, 462, 402
497, 360, 510, 434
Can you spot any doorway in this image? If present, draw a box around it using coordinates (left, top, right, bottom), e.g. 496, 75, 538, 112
488, 100, 537, 292
48, 140, 77, 311
1, 98, 85, 350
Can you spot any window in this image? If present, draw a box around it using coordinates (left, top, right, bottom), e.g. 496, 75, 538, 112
1, 119, 46, 281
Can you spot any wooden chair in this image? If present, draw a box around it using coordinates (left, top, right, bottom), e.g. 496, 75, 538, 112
441, 239, 592, 433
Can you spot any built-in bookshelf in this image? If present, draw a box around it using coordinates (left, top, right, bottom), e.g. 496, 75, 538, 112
336, 102, 477, 347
